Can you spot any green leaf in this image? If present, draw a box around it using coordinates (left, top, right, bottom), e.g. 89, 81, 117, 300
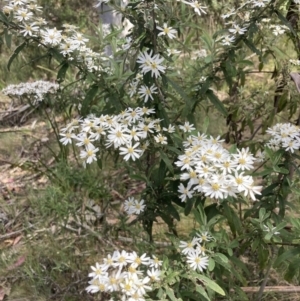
181, 291, 206, 301
230, 256, 250, 276
214, 254, 231, 270
184, 197, 195, 216
48, 47, 64, 62
208, 258, 215, 271
130, 173, 149, 184
81, 85, 99, 116
258, 245, 269, 269
7, 42, 27, 71
96, 158, 102, 169
165, 287, 182, 301
57, 62, 69, 83
223, 203, 242, 235
260, 183, 279, 196
193, 203, 207, 225
264, 232, 272, 241
243, 39, 261, 56
157, 287, 164, 299
232, 285, 249, 301
275, 9, 298, 38
165, 145, 182, 155
193, 273, 225, 296
156, 160, 166, 186
158, 150, 174, 174
274, 247, 300, 267
166, 76, 193, 117
259, 208, 266, 220
284, 258, 300, 281
195, 286, 210, 301
206, 89, 227, 116
274, 221, 287, 231
202, 116, 210, 133
252, 168, 274, 177
4, 28, 12, 49
167, 202, 180, 221
238, 60, 254, 67
273, 166, 289, 174
214, 253, 229, 264
0, 11, 9, 25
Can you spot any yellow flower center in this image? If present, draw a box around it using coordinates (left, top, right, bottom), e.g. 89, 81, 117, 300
212, 183, 220, 191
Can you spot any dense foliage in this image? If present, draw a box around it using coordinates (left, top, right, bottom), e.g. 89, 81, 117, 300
2, 0, 300, 300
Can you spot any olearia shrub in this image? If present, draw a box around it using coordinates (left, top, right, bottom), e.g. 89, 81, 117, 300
2, 0, 300, 300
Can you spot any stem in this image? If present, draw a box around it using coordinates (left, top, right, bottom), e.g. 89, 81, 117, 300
151, 2, 157, 54
248, 124, 262, 141
255, 257, 273, 301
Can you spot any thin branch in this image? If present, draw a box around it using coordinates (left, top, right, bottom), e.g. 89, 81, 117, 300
255, 257, 274, 301
240, 286, 300, 293
0, 226, 33, 240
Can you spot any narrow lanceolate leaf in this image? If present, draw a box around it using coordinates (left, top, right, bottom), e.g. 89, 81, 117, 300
166, 76, 193, 116
184, 197, 194, 216
243, 39, 261, 56
274, 247, 300, 267
165, 287, 183, 301
4, 28, 12, 49
194, 273, 226, 296
206, 90, 227, 116
158, 150, 174, 174
275, 10, 298, 38
7, 42, 27, 71
81, 84, 99, 116
57, 62, 69, 83
0, 11, 9, 25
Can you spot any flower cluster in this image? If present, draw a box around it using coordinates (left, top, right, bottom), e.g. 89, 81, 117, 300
179, 231, 213, 272
2, 80, 59, 103
269, 24, 289, 36
124, 197, 146, 215
181, 1, 207, 16
127, 48, 167, 101
219, 0, 272, 46
175, 132, 262, 201
266, 123, 300, 153
59, 107, 169, 165
157, 23, 177, 39
2, 0, 101, 72
127, 73, 159, 103
289, 59, 300, 66
137, 50, 166, 79
86, 250, 162, 301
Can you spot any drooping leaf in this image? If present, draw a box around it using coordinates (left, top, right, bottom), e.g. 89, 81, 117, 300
0, 11, 9, 25
4, 28, 12, 49
159, 150, 174, 174
7, 42, 27, 71
81, 85, 99, 116
192, 272, 226, 296
243, 39, 261, 56
206, 90, 227, 116
57, 61, 69, 83
166, 76, 193, 117
275, 9, 298, 38
184, 197, 195, 216
195, 286, 210, 301
167, 202, 180, 221
284, 258, 300, 281
165, 287, 182, 301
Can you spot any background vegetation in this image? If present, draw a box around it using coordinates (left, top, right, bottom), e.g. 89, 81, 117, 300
1, 0, 300, 301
